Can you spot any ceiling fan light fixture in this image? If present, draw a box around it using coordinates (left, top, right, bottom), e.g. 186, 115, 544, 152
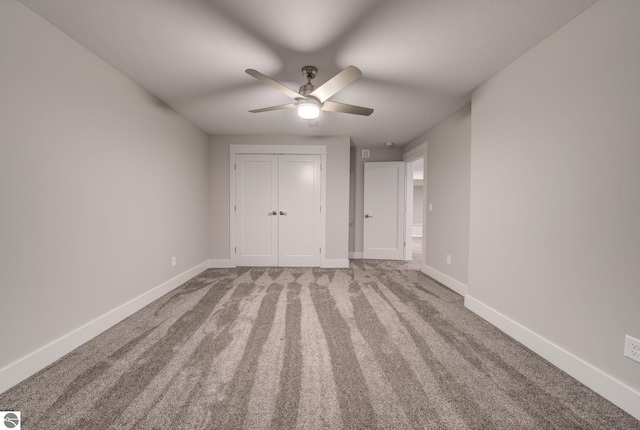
297, 100, 320, 120
246, 65, 372, 119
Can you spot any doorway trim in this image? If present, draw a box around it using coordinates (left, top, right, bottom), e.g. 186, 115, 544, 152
229, 144, 327, 267
402, 142, 427, 267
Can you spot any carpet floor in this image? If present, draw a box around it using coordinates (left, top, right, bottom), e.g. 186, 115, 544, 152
1, 259, 638, 429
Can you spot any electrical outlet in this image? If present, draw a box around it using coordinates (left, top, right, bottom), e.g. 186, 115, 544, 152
625, 335, 640, 363
171, 256, 177, 267
446, 254, 451, 264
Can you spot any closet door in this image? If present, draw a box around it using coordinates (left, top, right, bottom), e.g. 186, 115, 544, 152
278, 155, 321, 267
235, 154, 278, 266
235, 153, 321, 267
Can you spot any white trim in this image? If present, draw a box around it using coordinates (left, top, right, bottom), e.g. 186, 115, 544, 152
421, 152, 427, 268
230, 144, 327, 155
0, 261, 209, 394
349, 252, 364, 259
208, 259, 234, 268
229, 153, 237, 267
319, 154, 327, 268
422, 264, 468, 296
402, 142, 426, 161
401, 143, 427, 269
404, 162, 413, 261
464, 295, 640, 421
322, 259, 350, 268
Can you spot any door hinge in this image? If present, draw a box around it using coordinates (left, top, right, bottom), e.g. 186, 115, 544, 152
234, 205, 236, 212
319, 247, 322, 253
320, 164, 323, 171
403, 242, 406, 247
234, 246, 237, 253
234, 163, 236, 170
320, 205, 322, 212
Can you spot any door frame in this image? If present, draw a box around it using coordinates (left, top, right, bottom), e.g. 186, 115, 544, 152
229, 144, 327, 268
402, 142, 427, 267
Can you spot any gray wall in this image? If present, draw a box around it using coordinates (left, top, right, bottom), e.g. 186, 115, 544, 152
0, 0, 209, 375
470, 0, 640, 400
209, 135, 350, 262
404, 105, 471, 286
351, 147, 403, 255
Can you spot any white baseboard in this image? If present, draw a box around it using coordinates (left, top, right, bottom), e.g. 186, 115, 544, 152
208, 259, 234, 268
465, 295, 640, 421
207, 258, 350, 269
349, 252, 363, 259
0, 261, 209, 395
422, 264, 468, 296
322, 259, 350, 268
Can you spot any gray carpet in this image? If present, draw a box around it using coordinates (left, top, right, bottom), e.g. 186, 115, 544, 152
1, 259, 638, 429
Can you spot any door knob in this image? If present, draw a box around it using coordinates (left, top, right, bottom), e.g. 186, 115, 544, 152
280, 211, 287, 216
268, 211, 277, 216
365, 214, 373, 218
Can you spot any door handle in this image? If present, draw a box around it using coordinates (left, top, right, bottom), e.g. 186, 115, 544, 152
268, 211, 277, 216
365, 214, 373, 218
280, 211, 287, 216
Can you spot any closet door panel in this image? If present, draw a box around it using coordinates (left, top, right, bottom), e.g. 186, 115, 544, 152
236, 155, 278, 266
278, 155, 321, 267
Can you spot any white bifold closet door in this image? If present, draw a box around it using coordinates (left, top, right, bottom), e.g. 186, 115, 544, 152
235, 154, 321, 267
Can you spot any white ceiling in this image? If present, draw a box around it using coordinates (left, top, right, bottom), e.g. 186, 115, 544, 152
19, 0, 597, 147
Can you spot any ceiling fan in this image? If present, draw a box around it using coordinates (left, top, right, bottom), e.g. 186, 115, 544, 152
245, 65, 374, 120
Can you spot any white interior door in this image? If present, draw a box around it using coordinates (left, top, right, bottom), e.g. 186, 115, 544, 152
235, 154, 320, 267
236, 154, 278, 266
363, 162, 406, 260
278, 155, 321, 266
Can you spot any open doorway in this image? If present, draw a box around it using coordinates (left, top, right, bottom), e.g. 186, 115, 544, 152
410, 158, 424, 264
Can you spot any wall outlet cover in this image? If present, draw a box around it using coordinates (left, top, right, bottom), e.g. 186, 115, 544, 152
625, 335, 640, 363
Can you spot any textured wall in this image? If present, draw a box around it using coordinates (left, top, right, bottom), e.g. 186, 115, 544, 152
0, 0, 209, 378
403, 105, 471, 286
470, 0, 640, 407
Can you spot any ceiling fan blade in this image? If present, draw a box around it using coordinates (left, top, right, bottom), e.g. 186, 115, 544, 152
249, 103, 297, 113
245, 69, 304, 100
310, 66, 362, 103
321, 100, 373, 116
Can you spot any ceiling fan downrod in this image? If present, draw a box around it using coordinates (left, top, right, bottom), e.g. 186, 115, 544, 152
299, 65, 318, 97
